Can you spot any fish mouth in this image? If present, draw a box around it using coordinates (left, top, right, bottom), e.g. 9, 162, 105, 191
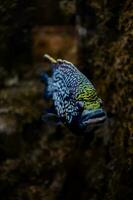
80, 108, 107, 127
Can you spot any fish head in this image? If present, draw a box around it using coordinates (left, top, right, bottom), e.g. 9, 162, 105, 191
76, 86, 107, 128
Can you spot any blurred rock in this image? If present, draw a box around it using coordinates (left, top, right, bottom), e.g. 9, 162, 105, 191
32, 26, 77, 65
0, 115, 17, 135
5, 76, 19, 87
0, 80, 44, 135
76, 0, 133, 199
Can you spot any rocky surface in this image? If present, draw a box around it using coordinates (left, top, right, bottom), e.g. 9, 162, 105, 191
76, 0, 133, 199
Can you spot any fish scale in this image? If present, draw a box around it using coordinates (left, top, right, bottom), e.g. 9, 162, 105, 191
41, 56, 106, 129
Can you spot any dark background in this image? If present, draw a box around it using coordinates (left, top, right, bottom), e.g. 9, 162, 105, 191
0, 0, 132, 199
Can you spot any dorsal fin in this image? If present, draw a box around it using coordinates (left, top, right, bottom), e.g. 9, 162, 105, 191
44, 54, 57, 64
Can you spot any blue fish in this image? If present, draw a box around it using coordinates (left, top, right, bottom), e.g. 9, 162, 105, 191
41, 54, 107, 132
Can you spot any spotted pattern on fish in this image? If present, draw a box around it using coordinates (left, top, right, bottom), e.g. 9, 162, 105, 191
41, 59, 106, 128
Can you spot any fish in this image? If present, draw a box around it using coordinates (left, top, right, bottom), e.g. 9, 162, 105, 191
41, 54, 107, 132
